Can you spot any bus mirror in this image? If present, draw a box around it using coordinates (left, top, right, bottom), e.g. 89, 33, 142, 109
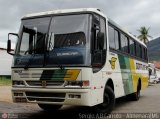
7, 33, 18, 55
97, 32, 104, 50
7, 40, 11, 53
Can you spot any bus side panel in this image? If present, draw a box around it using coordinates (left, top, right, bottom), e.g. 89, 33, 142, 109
118, 54, 149, 95
118, 54, 134, 95
105, 52, 125, 98
141, 74, 149, 90
135, 61, 149, 90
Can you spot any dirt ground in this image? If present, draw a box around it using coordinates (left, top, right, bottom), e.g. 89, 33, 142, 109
0, 86, 12, 103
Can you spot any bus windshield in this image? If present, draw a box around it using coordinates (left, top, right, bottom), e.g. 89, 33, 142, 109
14, 14, 92, 68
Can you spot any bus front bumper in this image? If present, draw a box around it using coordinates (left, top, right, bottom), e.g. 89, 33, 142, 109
12, 87, 93, 106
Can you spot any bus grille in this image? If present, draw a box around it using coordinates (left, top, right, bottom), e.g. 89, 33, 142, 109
26, 92, 65, 102
26, 81, 64, 87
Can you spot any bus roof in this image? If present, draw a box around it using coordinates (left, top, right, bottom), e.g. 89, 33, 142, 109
22, 8, 106, 19
22, 8, 146, 48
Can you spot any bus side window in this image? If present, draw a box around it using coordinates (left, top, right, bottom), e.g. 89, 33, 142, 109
114, 30, 119, 50
120, 33, 128, 53
99, 18, 106, 50
129, 38, 136, 56
108, 25, 119, 50
142, 47, 145, 60
108, 25, 115, 49
136, 43, 141, 58
145, 48, 148, 61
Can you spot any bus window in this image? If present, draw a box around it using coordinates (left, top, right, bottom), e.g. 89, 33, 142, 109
120, 33, 128, 53
129, 38, 135, 56
115, 30, 119, 50
108, 25, 115, 49
136, 43, 142, 58
142, 47, 145, 60
108, 25, 119, 50
145, 48, 148, 61
99, 17, 106, 50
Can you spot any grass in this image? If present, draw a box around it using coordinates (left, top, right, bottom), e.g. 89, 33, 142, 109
0, 76, 11, 86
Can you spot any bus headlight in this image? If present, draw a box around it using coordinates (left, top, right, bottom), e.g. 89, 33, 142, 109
64, 80, 89, 87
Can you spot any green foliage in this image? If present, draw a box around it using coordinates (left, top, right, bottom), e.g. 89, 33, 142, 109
137, 26, 152, 44
0, 76, 11, 86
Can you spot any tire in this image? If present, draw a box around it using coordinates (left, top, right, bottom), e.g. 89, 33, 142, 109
38, 104, 62, 112
129, 82, 141, 101
153, 80, 157, 84
94, 86, 115, 114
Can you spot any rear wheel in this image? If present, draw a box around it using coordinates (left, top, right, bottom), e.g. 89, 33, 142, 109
94, 86, 115, 114
38, 104, 62, 111
129, 82, 141, 101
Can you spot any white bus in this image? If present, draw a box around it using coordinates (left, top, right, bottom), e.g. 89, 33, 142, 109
7, 8, 149, 114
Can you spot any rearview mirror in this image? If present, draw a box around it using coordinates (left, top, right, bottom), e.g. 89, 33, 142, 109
7, 40, 11, 53
7, 33, 19, 55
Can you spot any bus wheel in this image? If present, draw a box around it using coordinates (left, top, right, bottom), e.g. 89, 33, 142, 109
130, 83, 141, 101
94, 86, 115, 114
38, 104, 62, 111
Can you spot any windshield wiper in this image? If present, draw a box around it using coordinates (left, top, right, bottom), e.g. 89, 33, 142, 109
24, 34, 46, 69
47, 33, 65, 70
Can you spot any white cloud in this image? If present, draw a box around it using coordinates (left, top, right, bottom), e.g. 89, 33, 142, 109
0, 0, 160, 44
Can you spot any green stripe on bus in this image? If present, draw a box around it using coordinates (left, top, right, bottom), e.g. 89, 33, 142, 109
40, 69, 67, 81
118, 54, 133, 95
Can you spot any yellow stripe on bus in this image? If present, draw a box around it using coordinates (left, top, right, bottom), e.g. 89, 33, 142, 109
64, 69, 80, 81
129, 58, 149, 91
129, 58, 138, 92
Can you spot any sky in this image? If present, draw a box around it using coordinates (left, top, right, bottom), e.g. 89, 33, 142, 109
0, 0, 160, 48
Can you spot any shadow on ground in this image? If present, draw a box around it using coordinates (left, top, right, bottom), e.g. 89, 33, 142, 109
27, 96, 136, 119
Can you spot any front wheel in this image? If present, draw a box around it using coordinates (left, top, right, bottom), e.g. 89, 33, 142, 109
38, 104, 62, 111
94, 86, 115, 114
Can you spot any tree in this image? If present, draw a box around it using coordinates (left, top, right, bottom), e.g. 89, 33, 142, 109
137, 26, 152, 44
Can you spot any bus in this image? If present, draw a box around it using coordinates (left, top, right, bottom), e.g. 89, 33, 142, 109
7, 8, 149, 114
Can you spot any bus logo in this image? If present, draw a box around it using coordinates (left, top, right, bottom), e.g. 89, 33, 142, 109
42, 81, 47, 87
109, 57, 117, 69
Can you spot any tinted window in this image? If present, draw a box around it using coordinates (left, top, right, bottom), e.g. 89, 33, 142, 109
140, 45, 142, 58
108, 26, 115, 49
136, 43, 141, 58
120, 33, 128, 53
100, 18, 106, 49
108, 25, 119, 50
19, 17, 51, 55
46, 14, 91, 66
115, 30, 119, 50
145, 48, 148, 60
129, 39, 135, 56
142, 47, 145, 59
